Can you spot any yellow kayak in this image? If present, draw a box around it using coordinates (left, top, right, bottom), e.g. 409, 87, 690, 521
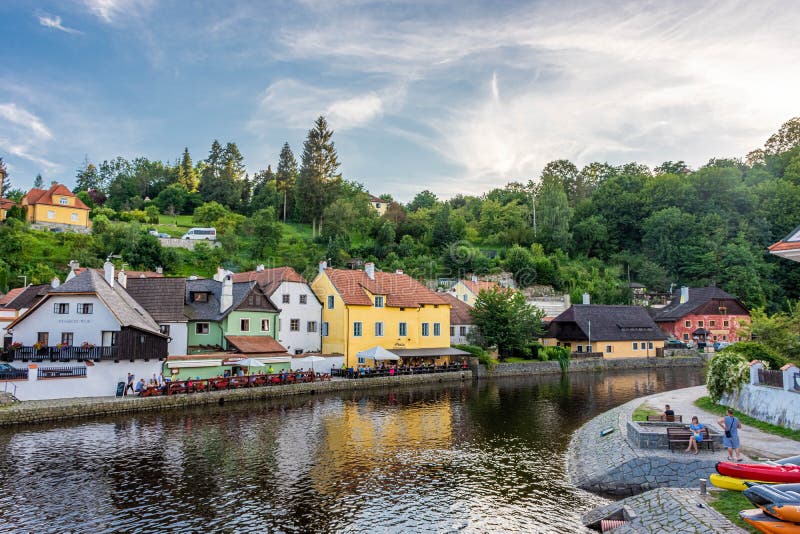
710, 473, 774, 491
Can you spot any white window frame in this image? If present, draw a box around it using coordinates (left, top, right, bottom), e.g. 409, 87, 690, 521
399, 322, 407, 337
261, 319, 270, 332
240, 318, 250, 332
282, 294, 290, 304
59, 198, 69, 205
374, 321, 384, 337
196, 322, 210, 335
290, 318, 300, 331
422, 323, 430, 336
299, 294, 307, 304
307, 321, 317, 333
353, 321, 362, 337
632, 342, 638, 350
374, 296, 384, 308
47, 210, 55, 219
433, 323, 441, 336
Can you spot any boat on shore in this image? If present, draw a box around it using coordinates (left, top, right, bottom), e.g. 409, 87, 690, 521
717, 462, 800, 484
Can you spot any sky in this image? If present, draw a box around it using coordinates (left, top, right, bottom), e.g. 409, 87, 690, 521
1, 0, 799, 201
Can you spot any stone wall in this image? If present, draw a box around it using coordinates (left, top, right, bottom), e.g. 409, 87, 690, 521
721, 384, 800, 430
0, 371, 472, 427
481, 355, 709, 378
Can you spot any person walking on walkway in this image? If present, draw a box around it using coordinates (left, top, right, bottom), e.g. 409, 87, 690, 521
718, 408, 743, 461
124, 372, 135, 396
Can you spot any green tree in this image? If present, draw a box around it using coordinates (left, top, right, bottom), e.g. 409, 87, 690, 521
193, 201, 229, 226
296, 116, 342, 236
154, 183, 189, 214
504, 245, 536, 287
737, 306, 800, 358
177, 147, 199, 192
248, 207, 283, 258
471, 287, 545, 359
408, 190, 438, 212
536, 174, 571, 252
33, 173, 43, 189
74, 157, 102, 192
276, 142, 298, 222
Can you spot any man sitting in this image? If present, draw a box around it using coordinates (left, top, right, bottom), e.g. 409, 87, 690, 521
663, 404, 676, 422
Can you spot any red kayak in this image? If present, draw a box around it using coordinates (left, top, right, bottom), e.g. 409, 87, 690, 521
718, 462, 800, 484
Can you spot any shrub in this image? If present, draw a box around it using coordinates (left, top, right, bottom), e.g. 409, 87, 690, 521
454, 343, 492, 367
91, 206, 117, 220
706, 351, 750, 403
720, 341, 787, 370
119, 210, 148, 223
542, 346, 570, 372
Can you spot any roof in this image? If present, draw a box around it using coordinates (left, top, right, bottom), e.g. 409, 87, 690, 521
769, 224, 800, 261
224, 335, 289, 355
0, 198, 15, 211
23, 184, 89, 210
9, 270, 163, 336
461, 279, 498, 296
0, 287, 25, 307
547, 305, 668, 342
369, 194, 384, 203
3, 284, 50, 310
230, 266, 307, 295
390, 347, 471, 357
185, 279, 278, 321
442, 293, 474, 325
655, 287, 746, 322
323, 268, 448, 307
125, 277, 188, 323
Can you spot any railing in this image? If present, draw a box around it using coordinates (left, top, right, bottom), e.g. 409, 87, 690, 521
331, 363, 467, 379
10, 346, 118, 362
37, 366, 87, 379
0, 368, 29, 380
758, 368, 784, 388
570, 351, 604, 359
794, 373, 800, 392
134, 371, 330, 397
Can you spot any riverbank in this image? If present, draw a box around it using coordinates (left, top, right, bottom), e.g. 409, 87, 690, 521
476, 354, 709, 378
0, 370, 471, 426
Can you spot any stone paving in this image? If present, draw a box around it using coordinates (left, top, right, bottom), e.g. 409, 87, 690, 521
582, 488, 746, 533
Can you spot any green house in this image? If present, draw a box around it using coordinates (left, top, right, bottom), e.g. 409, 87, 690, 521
186, 276, 281, 354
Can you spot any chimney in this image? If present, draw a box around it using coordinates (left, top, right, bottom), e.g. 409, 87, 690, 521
117, 269, 127, 288
213, 266, 227, 282
68, 260, 80, 271
188, 275, 198, 281
680, 286, 689, 304
582, 293, 590, 305
220, 275, 233, 312
395, 269, 404, 275
51, 277, 60, 288
156, 266, 163, 275
318, 260, 327, 274
103, 261, 115, 288
471, 274, 478, 283
256, 264, 265, 272
365, 262, 375, 280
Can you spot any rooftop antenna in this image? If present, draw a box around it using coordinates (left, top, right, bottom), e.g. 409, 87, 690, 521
18, 275, 27, 287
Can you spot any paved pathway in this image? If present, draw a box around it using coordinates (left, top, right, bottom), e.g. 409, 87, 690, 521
646, 385, 800, 460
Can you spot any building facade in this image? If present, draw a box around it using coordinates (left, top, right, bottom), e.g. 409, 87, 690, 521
654, 286, 750, 346
442, 293, 474, 345
21, 184, 90, 229
449, 277, 499, 307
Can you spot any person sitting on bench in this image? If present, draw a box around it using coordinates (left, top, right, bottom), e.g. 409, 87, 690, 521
663, 404, 675, 421
686, 416, 705, 454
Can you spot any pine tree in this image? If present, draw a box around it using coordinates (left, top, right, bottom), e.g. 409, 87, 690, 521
74, 157, 101, 193
276, 142, 298, 222
0, 158, 9, 198
297, 116, 341, 236
177, 147, 199, 192
33, 173, 43, 189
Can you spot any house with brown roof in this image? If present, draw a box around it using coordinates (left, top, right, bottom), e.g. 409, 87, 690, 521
124, 275, 188, 356
368, 193, 387, 216
0, 283, 51, 341
21, 184, 90, 230
0, 197, 15, 222
311, 261, 465, 367
449, 276, 499, 307
653, 286, 749, 347
442, 293, 475, 345
769, 224, 800, 263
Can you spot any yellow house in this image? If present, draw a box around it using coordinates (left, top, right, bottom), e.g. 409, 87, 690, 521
541, 304, 667, 358
449, 277, 499, 307
21, 184, 91, 229
0, 198, 14, 222
311, 262, 461, 367
368, 194, 388, 217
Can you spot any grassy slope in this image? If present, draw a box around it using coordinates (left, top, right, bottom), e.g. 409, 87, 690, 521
695, 397, 800, 442
631, 402, 661, 421
708, 491, 758, 533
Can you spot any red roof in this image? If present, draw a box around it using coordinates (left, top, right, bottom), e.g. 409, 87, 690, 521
230, 266, 306, 292
0, 287, 25, 307
462, 279, 498, 296
369, 194, 383, 203
325, 268, 447, 308
441, 293, 474, 324
225, 335, 289, 355
23, 184, 89, 210
0, 198, 15, 211
768, 241, 800, 252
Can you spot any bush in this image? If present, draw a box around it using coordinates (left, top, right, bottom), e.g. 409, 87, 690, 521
721, 341, 787, 370
454, 343, 492, 367
145, 205, 160, 224
91, 206, 117, 220
119, 210, 148, 223
542, 346, 570, 372
706, 351, 750, 403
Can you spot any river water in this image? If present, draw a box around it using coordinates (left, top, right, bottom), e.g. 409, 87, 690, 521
0, 367, 704, 533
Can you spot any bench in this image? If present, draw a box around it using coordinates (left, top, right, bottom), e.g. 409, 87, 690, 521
667, 426, 715, 452
647, 415, 683, 422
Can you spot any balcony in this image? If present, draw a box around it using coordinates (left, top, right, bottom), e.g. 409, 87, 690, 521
8, 346, 119, 362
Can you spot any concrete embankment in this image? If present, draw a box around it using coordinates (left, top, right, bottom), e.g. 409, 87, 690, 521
0, 371, 471, 427
476, 355, 709, 378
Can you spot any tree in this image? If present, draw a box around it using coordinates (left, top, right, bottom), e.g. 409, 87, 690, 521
177, 148, 199, 192
248, 207, 283, 258
765, 117, 800, 155
536, 173, 571, 252
276, 142, 298, 222
0, 158, 9, 197
471, 288, 545, 359
33, 173, 43, 189
504, 245, 536, 287
154, 183, 189, 214
408, 190, 438, 211
296, 116, 342, 236
654, 161, 690, 175
74, 157, 102, 192
737, 305, 800, 358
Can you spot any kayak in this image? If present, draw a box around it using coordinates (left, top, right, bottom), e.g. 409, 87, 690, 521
768, 455, 800, 467
740, 509, 800, 533
710, 473, 774, 491
717, 462, 800, 484
766, 503, 800, 524
744, 484, 800, 523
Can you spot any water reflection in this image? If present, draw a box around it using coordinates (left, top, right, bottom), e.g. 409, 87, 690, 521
0, 368, 704, 533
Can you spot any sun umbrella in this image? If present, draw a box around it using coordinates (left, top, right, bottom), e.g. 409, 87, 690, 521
236, 358, 265, 368
303, 355, 326, 373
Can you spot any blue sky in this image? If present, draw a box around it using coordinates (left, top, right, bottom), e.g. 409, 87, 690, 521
1, 1, 799, 201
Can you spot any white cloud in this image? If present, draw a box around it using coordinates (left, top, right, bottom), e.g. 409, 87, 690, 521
0, 139, 59, 172
0, 103, 52, 139
38, 14, 82, 34
82, 0, 151, 23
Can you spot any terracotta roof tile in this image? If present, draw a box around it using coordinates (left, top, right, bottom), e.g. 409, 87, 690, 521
230, 267, 306, 289
224, 335, 289, 355
462, 279, 498, 296
0, 287, 25, 307
768, 241, 800, 252
325, 268, 448, 307
23, 184, 89, 210
442, 293, 474, 324
0, 198, 15, 211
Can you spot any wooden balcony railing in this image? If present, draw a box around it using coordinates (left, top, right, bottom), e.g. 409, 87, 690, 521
10, 346, 118, 362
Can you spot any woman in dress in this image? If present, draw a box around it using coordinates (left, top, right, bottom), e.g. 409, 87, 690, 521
686, 416, 705, 454
718, 408, 743, 461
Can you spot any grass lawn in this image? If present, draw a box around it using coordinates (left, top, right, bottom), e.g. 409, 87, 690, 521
695, 396, 800, 442
632, 402, 661, 421
708, 490, 758, 533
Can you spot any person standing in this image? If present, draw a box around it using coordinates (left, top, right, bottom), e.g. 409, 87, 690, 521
718, 408, 743, 461
124, 372, 135, 396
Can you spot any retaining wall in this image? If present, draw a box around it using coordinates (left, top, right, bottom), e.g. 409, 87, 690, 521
721, 384, 800, 431
0, 371, 472, 427
477, 355, 708, 378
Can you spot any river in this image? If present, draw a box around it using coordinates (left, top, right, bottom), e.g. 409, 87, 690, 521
0, 367, 705, 532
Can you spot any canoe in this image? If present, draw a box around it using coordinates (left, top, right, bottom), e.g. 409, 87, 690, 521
717, 462, 800, 484
767, 456, 800, 467
740, 509, 800, 533
766, 503, 800, 524
744, 484, 800, 507
710, 473, 774, 491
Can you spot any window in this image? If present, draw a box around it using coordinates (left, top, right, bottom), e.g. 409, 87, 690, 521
723, 335, 727, 341
322, 322, 329, 336
460, 326, 467, 336
698, 320, 704, 327
299, 294, 307, 304
433, 323, 441, 336
723, 320, 729, 327
240, 318, 250, 332
279, 294, 289, 304
37, 332, 49, 346
254, 295, 261, 306
353, 321, 363, 337
709, 320, 716, 327
47, 210, 55, 219
450, 326, 455, 336
606, 345, 613, 353
61, 332, 74, 346
59, 198, 69, 205
290, 319, 300, 331
375, 202, 381, 208
77, 303, 93, 314
462, 295, 468, 302
196, 322, 209, 335
102, 331, 117, 346
248, 296, 254, 305
374, 322, 384, 336
54, 303, 69, 314
160, 324, 171, 336
261, 319, 270, 332
683, 333, 690, 340
193, 292, 208, 303
577, 345, 584, 353
684, 320, 691, 328
586, 344, 592, 352
422, 323, 430, 336
327, 296, 334, 309
70, 213, 78, 222
399, 322, 407, 337
648, 341, 654, 349
307, 321, 317, 333
374, 296, 384, 308
633, 342, 638, 350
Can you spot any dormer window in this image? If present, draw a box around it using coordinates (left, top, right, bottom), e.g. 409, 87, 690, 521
59, 198, 68, 205
192, 292, 208, 303
375, 296, 384, 308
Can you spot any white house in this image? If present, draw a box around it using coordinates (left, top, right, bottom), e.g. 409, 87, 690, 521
228, 265, 323, 355
442, 293, 475, 345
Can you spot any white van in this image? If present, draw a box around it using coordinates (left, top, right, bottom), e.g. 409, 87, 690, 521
181, 227, 217, 240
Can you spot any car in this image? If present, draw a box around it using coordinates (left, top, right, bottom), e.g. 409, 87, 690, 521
0, 363, 14, 372
49, 227, 64, 233
713, 341, 731, 351
157, 232, 170, 238
665, 339, 690, 349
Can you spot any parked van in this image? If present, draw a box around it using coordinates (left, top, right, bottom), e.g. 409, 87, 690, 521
181, 227, 217, 240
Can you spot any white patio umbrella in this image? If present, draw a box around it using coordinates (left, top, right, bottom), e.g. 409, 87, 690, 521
304, 354, 326, 373
357, 346, 399, 362
236, 358, 265, 368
